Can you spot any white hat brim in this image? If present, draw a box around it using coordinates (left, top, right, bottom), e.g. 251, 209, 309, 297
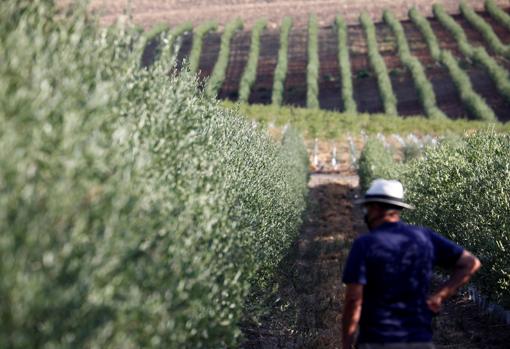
354, 197, 415, 210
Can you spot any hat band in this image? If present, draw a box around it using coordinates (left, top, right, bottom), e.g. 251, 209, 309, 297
364, 194, 404, 203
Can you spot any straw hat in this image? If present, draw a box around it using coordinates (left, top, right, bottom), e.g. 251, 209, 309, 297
356, 179, 415, 210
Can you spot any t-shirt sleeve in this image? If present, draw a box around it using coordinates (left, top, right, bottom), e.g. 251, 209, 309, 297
429, 230, 464, 268
342, 238, 368, 285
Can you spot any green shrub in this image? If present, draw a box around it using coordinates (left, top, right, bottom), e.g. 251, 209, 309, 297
307, 14, 320, 109
360, 12, 398, 115
189, 21, 217, 73
206, 18, 244, 97
440, 51, 496, 121
358, 139, 399, 191
384, 10, 446, 120
486, 0, 510, 31
336, 16, 357, 113
433, 4, 473, 56
460, 0, 510, 58
0, 2, 308, 348
145, 22, 170, 42
401, 132, 510, 307
239, 19, 267, 103
471, 47, 510, 102
409, 7, 442, 61
358, 132, 510, 307
272, 17, 293, 106
226, 101, 510, 138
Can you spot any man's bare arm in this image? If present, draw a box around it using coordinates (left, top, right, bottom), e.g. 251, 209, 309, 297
427, 250, 481, 313
342, 283, 363, 349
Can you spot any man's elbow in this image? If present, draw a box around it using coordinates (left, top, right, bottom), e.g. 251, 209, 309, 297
344, 298, 363, 311
471, 255, 481, 274
461, 250, 481, 274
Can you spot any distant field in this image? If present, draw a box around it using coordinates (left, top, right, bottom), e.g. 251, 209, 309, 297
62, 0, 509, 29
63, 0, 510, 122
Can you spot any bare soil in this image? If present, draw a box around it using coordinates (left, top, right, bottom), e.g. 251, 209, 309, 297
77, 1, 508, 29
249, 29, 280, 104
349, 26, 385, 114
283, 28, 307, 108
219, 31, 252, 101
401, 21, 466, 119
197, 32, 221, 81
479, 12, 510, 45
376, 22, 424, 116
140, 36, 162, 68
176, 31, 193, 70
318, 27, 343, 111
240, 174, 362, 349
432, 286, 510, 348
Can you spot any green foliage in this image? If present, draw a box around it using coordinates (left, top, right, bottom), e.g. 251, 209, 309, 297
384, 10, 446, 120
460, 0, 510, 58
166, 22, 194, 61
188, 21, 217, 73
238, 19, 267, 103
360, 12, 398, 115
336, 16, 357, 113
470, 47, 510, 102
429, 4, 510, 103
384, 10, 411, 58
145, 22, 170, 42
307, 14, 320, 109
434, 4, 473, 56
358, 139, 399, 191
409, 7, 441, 61
140, 23, 170, 66
272, 17, 293, 106
486, 0, 510, 31
358, 132, 510, 307
206, 18, 244, 97
224, 101, 510, 138
440, 51, 496, 121
139, 22, 193, 68
0, 2, 308, 348
402, 142, 424, 163
401, 132, 510, 307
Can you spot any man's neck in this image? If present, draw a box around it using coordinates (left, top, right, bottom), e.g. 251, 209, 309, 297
370, 212, 401, 230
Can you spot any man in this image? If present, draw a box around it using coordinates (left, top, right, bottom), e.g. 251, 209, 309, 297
342, 179, 481, 349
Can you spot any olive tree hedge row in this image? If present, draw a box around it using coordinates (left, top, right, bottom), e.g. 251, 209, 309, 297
358, 132, 510, 308
360, 12, 398, 115
0, 2, 308, 348
384, 10, 446, 120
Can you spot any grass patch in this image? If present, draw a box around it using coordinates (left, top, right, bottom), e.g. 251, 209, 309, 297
222, 102, 510, 138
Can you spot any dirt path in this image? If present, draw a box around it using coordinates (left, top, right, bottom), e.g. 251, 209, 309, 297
241, 173, 362, 348
241, 170, 510, 348
61, 0, 509, 29
433, 289, 510, 348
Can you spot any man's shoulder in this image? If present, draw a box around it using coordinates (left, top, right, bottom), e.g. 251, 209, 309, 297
395, 221, 435, 235
352, 233, 372, 244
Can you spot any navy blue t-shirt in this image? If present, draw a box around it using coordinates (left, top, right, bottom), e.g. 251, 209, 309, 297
342, 221, 464, 343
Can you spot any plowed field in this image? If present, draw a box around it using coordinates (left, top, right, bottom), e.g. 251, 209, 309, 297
76, 0, 507, 28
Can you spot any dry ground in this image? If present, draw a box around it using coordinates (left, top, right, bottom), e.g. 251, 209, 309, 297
60, 0, 509, 29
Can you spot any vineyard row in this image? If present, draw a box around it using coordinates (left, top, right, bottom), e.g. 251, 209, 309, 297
141, 0, 510, 121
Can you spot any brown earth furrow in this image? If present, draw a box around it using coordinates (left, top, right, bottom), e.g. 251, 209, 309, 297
66, 1, 509, 29
240, 173, 363, 349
